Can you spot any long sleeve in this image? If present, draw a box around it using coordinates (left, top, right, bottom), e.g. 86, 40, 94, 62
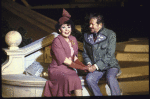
73, 38, 78, 57
96, 32, 117, 71
82, 41, 92, 65
52, 38, 67, 65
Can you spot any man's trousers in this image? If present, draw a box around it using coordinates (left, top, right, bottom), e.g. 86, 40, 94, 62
86, 68, 121, 96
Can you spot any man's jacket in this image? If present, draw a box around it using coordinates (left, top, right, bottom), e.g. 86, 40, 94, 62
82, 28, 120, 71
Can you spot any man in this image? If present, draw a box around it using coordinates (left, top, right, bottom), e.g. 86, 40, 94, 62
82, 13, 121, 96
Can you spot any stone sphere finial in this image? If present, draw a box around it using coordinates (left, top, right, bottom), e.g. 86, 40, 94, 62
5, 31, 22, 50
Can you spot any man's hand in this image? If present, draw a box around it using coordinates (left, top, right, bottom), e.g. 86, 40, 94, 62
87, 64, 92, 67
88, 65, 96, 72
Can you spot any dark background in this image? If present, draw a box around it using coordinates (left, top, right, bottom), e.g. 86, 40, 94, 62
37, 5, 147, 43
1, 0, 148, 63
14, 0, 148, 42
2, 0, 148, 42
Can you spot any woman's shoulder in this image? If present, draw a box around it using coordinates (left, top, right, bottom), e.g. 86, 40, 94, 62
69, 35, 77, 41
52, 35, 61, 44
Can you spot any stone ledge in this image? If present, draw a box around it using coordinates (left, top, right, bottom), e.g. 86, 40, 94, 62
2, 74, 149, 97
2, 74, 104, 87
129, 38, 148, 41
2, 74, 47, 87
116, 40, 149, 52
2, 83, 45, 97
116, 52, 149, 62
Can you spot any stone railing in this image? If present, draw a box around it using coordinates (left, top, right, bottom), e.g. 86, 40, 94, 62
2, 31, 59, 75
1, 31, 60, 97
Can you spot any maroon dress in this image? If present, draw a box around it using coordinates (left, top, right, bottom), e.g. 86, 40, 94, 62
44, 34, 82, 97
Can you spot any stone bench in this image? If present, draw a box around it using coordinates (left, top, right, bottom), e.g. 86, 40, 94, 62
2, 74, 46, 97
2, 73, 111, 97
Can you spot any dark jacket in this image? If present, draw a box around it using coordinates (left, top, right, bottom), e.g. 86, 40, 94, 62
82, 28, 120, 71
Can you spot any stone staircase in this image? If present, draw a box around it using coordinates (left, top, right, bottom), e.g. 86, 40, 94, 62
114, 38, 149, 95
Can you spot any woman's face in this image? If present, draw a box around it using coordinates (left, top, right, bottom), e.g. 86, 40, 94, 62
59, 24, 71, 38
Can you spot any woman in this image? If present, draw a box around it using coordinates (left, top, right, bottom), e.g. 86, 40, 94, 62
44, 9, 88, 97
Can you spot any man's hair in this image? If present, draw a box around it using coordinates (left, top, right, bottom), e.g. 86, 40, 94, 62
89, 13, 104, 24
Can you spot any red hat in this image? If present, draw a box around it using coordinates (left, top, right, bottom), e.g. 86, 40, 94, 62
59, 8, 71, 25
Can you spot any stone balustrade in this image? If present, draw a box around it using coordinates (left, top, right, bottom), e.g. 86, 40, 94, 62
1, 31, 60, 97
2, 31, 59, 75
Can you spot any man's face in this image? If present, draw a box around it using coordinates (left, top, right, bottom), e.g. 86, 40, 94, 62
89, 18, 102, 33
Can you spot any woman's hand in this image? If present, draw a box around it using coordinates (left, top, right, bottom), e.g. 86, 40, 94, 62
88, 65, 96, 72
64, 57, 72, 65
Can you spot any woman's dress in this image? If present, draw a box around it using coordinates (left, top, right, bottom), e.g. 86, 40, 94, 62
44, 35, 82, 97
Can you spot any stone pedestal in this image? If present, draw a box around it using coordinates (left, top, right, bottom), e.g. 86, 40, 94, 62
2, 74, 47, 97
2, 49, 25, 75
2, 31, 25, 75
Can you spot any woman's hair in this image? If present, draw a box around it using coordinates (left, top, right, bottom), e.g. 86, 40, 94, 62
55, 19, 75, 34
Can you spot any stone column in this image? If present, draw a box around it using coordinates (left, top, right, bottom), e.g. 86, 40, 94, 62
2, 31, 25, 75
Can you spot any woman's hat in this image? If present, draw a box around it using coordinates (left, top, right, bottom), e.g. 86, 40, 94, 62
59, 8, 71, 25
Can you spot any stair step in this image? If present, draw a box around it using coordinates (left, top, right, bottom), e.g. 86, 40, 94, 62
118, 61, 149, 78
118, 61, 149, 68
119, 65, 149, 79
118, 79, 149, 95
81, 76, 149, 96
116, 45, 149, 52
100, 79, 149, 96
129, 38, 148, 41
116, 40, 149, 52
116, 52, 149, 62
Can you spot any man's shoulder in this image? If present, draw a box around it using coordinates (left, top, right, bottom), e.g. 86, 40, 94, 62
83, 33, 90, 44
103, 28, 113, 32
83, 32, 90, 37
103, 28, 116, 36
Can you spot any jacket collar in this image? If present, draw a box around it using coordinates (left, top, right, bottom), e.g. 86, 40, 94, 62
85, 28, 107, 45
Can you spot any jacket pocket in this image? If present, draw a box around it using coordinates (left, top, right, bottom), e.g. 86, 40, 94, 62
101, 43, 108, 49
